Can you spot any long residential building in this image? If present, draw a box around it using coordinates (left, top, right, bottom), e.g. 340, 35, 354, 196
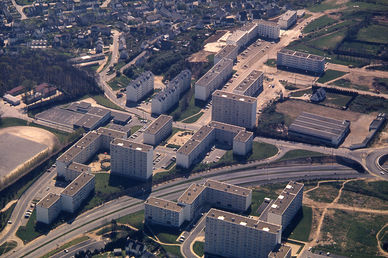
195, 58, 233, 101
110, 138, 153, 181
288, 112, 350, 147
177, 121, 253, 169
205, 209, 281, 258
144, 180, 252, 228
126, 71, 154, 103
151, 70, 191, 115
267, 181, 304, 231
277, 48, 326, 74
36, 193, 62, 224
214, 44, 238, 64
143, 115, 173, 146
278, 10, 297, 29
212, 90, 257, 129
240, 22, 259, 43
226, 30, 248, 50
233, 70, 264, 97
61, 173, 95, 213
257, 20, 280, 40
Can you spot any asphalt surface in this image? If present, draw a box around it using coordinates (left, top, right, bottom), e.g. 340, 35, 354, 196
51, 239, 105, 258
4, 164, 364, 257
181, 214, 207, 258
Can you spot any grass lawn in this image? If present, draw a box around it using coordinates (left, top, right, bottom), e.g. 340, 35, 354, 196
308, 0, 344, 12
265, 59, 277, 67
307, 181, 342, 203
182, 112, 203, 123
0, 241, 17, 256
130, 125, 142, 135
117, 210, 144, 229
0, 203, 16, 233
286, 206, 313, 242
322, 93, 353, 108
41, 236, 89, 258
317, 210, 387, 257
331, 78, 370, 91
16, 210, 41, 244
302, 15, 337, 34
317, 70, 347, 83
108, 75, 131, 91
145, 224, 180, 244
308, 30, 346, 50
169, 87, 202, 121
349, 95, 388, 114
193, 241, 204, 257
91, 95, 125, 111
290, 88, 312, 97
161, 245, 183, 258
279, 150, 326, 162
357, 24, 388, 44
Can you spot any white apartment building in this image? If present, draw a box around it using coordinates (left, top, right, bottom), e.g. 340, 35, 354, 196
240, 22, 259, 43
226, 30, 248, 50
212, 90, 257, 129
36, 193, 62, 224
205, 209, 281, 258
61, 173, 95, 213
143, 115, 173, 146
144, 197, 184, 228
278, 10, 297, 30
195, 58, 233, 101
126, 71, 154, 103
177, 121, 253, 168
110, 138, 153, 181
151, 70, 191, 115
267, 181, 304, 231
214, 44, 238, 64
177, 184, 207, 222
233, 69, 264, 97
257, 20, 280, 40
277, 48, 326, 74
204, 179, 252, 211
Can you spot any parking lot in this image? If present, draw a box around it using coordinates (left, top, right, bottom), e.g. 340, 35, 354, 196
202, 147, 227, 164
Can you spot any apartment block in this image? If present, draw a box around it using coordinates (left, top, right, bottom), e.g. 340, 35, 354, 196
214, 44, 238, 64
267, 181, 304, 231
233, 70, 264, 97
144, 197, 184, 228
151, 70, 191, 115
205, 209, 281, 258
278, 10, 297, 29
110, 138, 153, 181
212, 90, 257, 129
143, 115, 173, 146
36, 193, 62, 224
277, 48, 325, 74
204, 179, 252, 211
226, 30, 248, 50
257, 20, 280, 40
61, 173, 95, 213
240, 22, 259, 43
177, 183, 207, 222
195, 58, 233, 101
126, 71, 154, 103
177, 121, 253, 168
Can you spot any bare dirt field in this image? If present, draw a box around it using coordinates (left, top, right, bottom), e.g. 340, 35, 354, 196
276, 100, 375, 147
88, 153, 111, 172
0, 126, 58, 179
166, 130, 193, 147
188, 50, 213, 63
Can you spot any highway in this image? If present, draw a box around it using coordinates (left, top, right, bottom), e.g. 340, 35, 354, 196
3, 164, 365, 257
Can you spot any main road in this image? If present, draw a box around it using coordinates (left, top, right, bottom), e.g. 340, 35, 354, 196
4, 164, 365, 257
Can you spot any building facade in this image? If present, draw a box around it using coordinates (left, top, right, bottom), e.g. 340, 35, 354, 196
126, 71, 154, 103
143, 115, 173, 146
61, 173, 95, 213
278, 10, 297, 29
214, 44, 238, 65
257, 20, 280, 40
212, 90, 257, 129
277, 49, 325, 74
36, 193, 62, 224
144, 197, 184, 228
233, 70, 264, 97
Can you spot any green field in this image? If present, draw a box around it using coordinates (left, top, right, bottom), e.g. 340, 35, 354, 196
193, 241, 204, 257
117, 210, 144, 229
108, 75, 131, 91
161, 245, 183, 258
287, 206, 313, 242
317, 70, 347, 83
0, 203, 16, 233
309, 30, 346, 50
130, 125, 142, 135
91, 95, 125, 111
145, 224, 180, 244
317, 210, 387, 257
182, 112, 203, 123
349, 95, 388, 114
357, 24, 388, 44
322, 92, 353, 107
331, 79, 370, 91
279, 150, 326, 161
308, 0, 344, 12
16, 210, 41, 243
265, 59, 277, 67
0, 241, 17, 256
169, 87, 202, 121
290, 88, 312, 97
307, 181, 342, 203
302, 15, 337, 33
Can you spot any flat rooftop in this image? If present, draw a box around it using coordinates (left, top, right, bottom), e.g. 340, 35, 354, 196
234, 130, 254, 142
213, 90, 257, 103
144, 115, 172, 135
289, 112, 350, 142
108, 124, 132, 133
279, 48, 325, 61
68, 162, 89, 173
240, 22, 257, 32
196, 58, 233, 87
57, 131, 101, 163
280, 10, 296, 19
177, 183, 206, 205
111, 111, 131, 123
111, 138, 153, 152
145, 197, 183, 212
267, 181, 304, 216
257, 19, 279, 27
268, 245, 292, 258
74, 114, 103, 129
227, 30, 247, 42
233, 70, 263, 94
207, 208, 281, 234
37, 193, 60, 209
209, 121, 244, 134
61, 173, 94, 197
97, 127, 126, 139
215, 44, 238, 59
177, 139, 201, 156
87, 107, 111, 118
204, 179, 251, 197
191, 125, 214, 142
